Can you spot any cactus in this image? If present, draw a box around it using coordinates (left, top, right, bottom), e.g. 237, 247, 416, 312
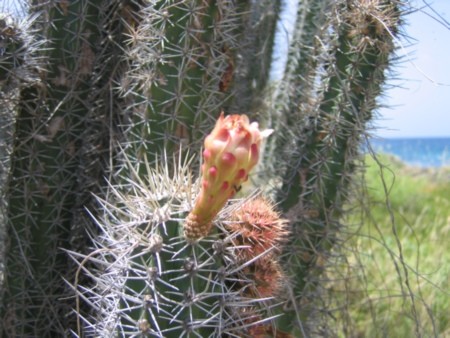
0, 1, 141, 335
265, 1, 402, 334
69, 151, 286, 337
0, 0, 404, 336
116, 1, 255, 165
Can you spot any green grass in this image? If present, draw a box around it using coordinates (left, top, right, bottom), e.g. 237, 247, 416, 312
327, 153, 450, 337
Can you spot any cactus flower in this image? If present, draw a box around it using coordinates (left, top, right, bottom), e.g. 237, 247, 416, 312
184, 112, 273, 240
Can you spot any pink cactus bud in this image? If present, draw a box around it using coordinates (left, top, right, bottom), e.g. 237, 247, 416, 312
203, 149, 212, 160
184, 112, 273, 240
236, 169, 246, 180
221, 152, 236, 167
208, 166, 218, 179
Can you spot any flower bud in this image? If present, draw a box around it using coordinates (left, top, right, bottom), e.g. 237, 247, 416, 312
184, 112, 273, 240
227, 197, 289, 260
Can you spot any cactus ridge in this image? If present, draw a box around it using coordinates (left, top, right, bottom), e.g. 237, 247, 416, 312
0, 13, 39, 288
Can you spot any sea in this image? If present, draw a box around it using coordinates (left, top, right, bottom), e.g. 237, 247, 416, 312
368, 137, 450, 168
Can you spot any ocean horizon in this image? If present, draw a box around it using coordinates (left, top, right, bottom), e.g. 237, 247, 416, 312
368, 137, 450, 168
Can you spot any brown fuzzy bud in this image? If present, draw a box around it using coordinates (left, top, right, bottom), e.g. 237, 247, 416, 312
227, 197, 289, 261
244, 257, 284, 299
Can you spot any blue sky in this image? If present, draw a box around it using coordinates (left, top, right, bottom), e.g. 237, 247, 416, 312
376, 0, 450, 138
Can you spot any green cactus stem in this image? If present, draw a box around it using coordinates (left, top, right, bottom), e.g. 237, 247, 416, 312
1, 1, 135, 335
117, 1, 250, 166
272, 0, 402, 334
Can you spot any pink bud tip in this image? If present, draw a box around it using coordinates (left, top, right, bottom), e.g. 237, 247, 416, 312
203, 149, 212, 160
237, 133, 252, 149
202, 180, 209, 189
250, 143, 259, 164
236, 169, 246, 179
221, 181, 229, 192
221, 152, 236, 166
208, 166, 218, 178
216, 128, 230, 142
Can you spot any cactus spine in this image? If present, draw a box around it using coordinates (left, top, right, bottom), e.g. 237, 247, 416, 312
0, 0, 403, 336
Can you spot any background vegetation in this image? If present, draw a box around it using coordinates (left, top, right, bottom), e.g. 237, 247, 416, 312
327, 154, 450, 337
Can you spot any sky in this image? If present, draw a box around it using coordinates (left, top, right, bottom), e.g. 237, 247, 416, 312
376, 0, 450, 138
